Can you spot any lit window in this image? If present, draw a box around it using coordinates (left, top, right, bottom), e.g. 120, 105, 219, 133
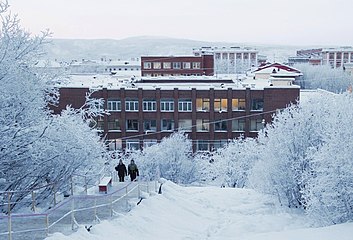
192, 62, 201, 69
143, 119, 157, 132
214, 120, 227, 131
108, 119, 121, 131
173, 62, 181, 69
143, 62, 151, 69
107, 99, 121, 111
126, 119, 139, 131
232, 119, 245, 132
250, 119, 264, 132
214, 98, 227, 112
251, 99, 264, 111
125, 99, 139, 111
196, 119, 209, 132
178, 119, 192, 131
196, 98, 210, 111
153, 62, 161, 69
178, 99, 192, 112
163, 62, 171, 69
183, 62, 191, 69
108, 139, 122, 151
161, 119, 174, 131
143, 100, 157, 111
232, 98, 246, 111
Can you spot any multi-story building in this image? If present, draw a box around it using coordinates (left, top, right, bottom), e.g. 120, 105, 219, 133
53, 75, 299, 152
193, 47, 259, 74
321, 47, 353, 68
288, 47, 353, 69
140, 54, 214, 77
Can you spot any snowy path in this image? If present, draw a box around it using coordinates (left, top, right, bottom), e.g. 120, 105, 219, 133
46, 181, 353, 240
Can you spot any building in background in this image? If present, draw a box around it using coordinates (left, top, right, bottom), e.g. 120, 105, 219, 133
193, 47, 259, 75
140, 54, 214, 77
53, 75, 299, 152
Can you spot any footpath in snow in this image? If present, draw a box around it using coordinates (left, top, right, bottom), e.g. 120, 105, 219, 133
46, 180, 353, 240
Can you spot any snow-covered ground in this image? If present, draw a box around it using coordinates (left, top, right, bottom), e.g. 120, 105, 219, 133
46, 181, 353, 240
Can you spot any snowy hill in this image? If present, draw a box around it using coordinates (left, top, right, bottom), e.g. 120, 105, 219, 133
45, 181, 353, 240
43, 36, 322, 63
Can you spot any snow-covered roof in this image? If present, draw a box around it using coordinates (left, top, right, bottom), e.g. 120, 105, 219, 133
59, 74, 300, 91
253, 62, 301, 74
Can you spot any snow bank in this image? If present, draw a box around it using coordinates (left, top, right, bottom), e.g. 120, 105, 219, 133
46, 181, 353, 240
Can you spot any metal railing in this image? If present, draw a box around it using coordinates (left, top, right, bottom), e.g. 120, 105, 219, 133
0, 176, 158, 240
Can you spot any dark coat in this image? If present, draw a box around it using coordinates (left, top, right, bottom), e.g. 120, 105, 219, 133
128, 163, 139, 180
115, 163, 127, 177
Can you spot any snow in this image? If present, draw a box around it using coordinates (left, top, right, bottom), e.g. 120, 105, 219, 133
45, 181, 353, 240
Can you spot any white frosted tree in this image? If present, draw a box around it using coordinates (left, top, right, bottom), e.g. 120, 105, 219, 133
294, 63, 353, 93
128, 132, 194, 184
0, 1, 107, 210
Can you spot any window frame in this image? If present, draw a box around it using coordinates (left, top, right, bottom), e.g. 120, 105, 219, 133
178, 99, 192, 112
126, 119, 139, 131
107, 99, 121, 112
160, 99, 174, 112
125, 99, 139, 112
143, 100, 157, 112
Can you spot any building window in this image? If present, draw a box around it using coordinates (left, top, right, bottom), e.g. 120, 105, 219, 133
107, 99, 121, 111
161, 119, 174, 131
161, 99, 174, 112
163, 62, 171, 69
178, 119, 192, 131
108, 139, 122, 151
232, 98, 246, 111
178, 99, 192, 112
197, 140, 209, 151
214, 120, 227, 131
251, 99, 264, 111
192, 62, 201, 69
214, 98, 228, 112
153, 62, 161, 69
126, 119, 139, 131
232, 119, 245, 132
213, 140, 228, 150
144, 119, 157, 132
143, 100, 157, 111
196, 98, 210, 111
125, 99, 139, 111
126, 139, 140, 151
183, 62, 191, 69
143, 62, 151, 69
196, 119, 209, 132
250, 119, 264, 132
108, 119, 121, 131
96, 119, 104, 131
173, 62, 181, 69
143, 139, 157, 148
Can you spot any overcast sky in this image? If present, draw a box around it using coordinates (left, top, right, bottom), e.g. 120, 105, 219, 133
8, 0, 353, 46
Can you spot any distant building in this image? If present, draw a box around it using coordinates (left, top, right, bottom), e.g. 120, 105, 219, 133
140, 54, 214, 77
252, 62, 302, 83
53, 75, 299, 152
193, 47, 259, 74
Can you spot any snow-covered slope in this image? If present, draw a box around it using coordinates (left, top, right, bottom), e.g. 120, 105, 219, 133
45, 181, 353, 240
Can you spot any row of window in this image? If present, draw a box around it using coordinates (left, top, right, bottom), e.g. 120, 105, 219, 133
96, 118, 264, 132
106, 98, 263, 112
108, 138, 234, 151
143, 61, 201, 70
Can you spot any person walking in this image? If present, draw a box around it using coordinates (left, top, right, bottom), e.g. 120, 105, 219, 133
115, 159, 127, 182
128, 159, 139, 181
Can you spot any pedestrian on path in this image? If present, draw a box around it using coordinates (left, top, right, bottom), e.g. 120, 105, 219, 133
128, 159, 139, 181
115, 159, 127, 182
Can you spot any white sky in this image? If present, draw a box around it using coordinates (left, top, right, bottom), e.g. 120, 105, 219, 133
8, 0, 353, 46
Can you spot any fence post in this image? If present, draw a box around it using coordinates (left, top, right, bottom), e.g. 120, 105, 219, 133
45, 214, 50, 237
137, 183, 140, 199
8, 192, 12, 240
52, 183, 57, 206
70, 176, 74, 196
71, 197, 75, 230
84, 176, 88, 195
31, 190, 36, 212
